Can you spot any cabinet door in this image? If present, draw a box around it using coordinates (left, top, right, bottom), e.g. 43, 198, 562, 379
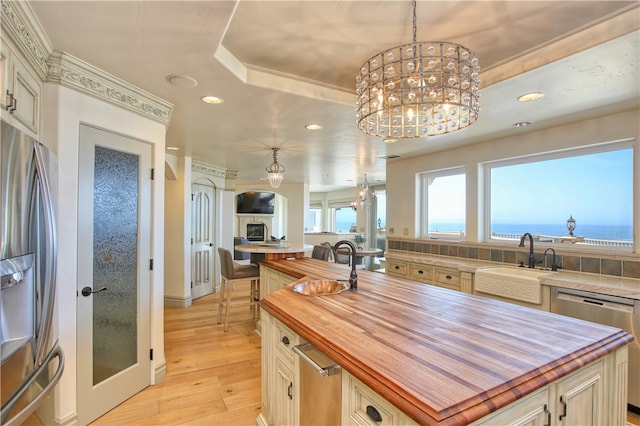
0, 42, 7, 111
10, 54, 40, 134
555, 360, 603, 426
471, 387, 550, 426
274, 356, 296, 426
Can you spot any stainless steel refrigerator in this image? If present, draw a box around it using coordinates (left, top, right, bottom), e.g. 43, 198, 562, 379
1, 120, 64, 425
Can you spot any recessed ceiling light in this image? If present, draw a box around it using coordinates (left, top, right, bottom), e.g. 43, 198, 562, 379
201, 96, 224, 104
383, 138, 398, 144
166, 146, 180, 151
517, 92, 544, 102
165, 74, 198, 88
513, 121, 533, 128
305, 124, 323, 130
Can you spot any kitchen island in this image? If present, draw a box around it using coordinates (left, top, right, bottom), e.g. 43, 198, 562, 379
258, 258, 632, 425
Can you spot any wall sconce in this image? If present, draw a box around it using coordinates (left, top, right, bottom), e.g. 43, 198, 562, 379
566, 215, 576, 236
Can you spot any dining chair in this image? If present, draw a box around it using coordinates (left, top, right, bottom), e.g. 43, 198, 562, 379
311, 244, 332, 261
217, 247, 260, 332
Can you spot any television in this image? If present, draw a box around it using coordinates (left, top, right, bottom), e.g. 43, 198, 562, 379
236, 191, 275, 215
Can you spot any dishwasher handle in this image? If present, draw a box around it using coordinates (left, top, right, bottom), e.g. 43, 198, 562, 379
293, 343, 341, 377
556, 291, 634, 314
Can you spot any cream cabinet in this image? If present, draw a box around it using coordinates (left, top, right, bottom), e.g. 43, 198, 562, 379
260, 266, 297, 298
259, 311, 300, 426
472, 359, 605, 426
0, 39, 41, 137
385, 258, 473, 293
342, 371, 418, 426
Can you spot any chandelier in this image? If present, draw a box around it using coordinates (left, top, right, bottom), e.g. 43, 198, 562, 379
266, 148, 285, 188
356, 0, 480, 138
356, 174, 375, 209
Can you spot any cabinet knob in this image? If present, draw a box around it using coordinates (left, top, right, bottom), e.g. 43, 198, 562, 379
394, 265, 400, 270
366, 405, 382, 422
418, 270, 424, 274
281, 336, 290, 346
445, 275, 452, 280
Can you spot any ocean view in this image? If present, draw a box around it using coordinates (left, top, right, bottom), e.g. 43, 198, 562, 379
429, 223, 633, 241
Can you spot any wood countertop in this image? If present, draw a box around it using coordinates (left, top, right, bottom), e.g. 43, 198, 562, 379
259, 258, 633, 425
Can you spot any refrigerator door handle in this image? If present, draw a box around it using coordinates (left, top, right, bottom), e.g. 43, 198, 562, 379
0, 343, 64, 426
32, 141, 58, 367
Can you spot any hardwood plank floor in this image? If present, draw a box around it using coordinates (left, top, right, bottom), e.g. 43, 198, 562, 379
91, 289, 261, 425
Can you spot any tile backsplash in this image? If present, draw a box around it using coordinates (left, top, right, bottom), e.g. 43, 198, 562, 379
387, 239, 640, 279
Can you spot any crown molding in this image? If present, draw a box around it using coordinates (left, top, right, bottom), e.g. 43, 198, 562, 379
46, 51, 173, 125
2, 0, 173, 125
192, 161, 238, 180
1, 0, 53, 80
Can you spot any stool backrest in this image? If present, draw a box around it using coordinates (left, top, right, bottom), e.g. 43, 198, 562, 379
218, 247, 235, 279
311, 245, 331, 261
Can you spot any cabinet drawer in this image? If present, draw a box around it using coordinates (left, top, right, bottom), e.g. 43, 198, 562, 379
408, 264, 433, 282
433, 267, 461, 290
343, 373, 401, 425
274, 320, 299, 365
386, 260, 407, 277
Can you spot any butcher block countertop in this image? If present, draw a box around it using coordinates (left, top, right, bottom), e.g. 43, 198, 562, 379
259, 258, 633, 425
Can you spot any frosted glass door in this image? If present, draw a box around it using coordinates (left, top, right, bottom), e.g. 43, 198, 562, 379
77, 124, 151, 425
92, 145, 139, 384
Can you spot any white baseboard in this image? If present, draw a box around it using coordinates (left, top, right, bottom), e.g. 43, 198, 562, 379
164, 295, 192, 307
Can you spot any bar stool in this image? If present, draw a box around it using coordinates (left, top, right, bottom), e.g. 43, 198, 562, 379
217, 247, 260, 331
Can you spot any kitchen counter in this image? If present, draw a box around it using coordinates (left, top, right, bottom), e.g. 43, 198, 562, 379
259, 258, 633, 425
386, 251, 640, 299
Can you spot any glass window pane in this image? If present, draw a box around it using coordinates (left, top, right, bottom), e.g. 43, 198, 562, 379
426, 172, 466, 240
334, 208, 356, 232
489, 148, 633, 247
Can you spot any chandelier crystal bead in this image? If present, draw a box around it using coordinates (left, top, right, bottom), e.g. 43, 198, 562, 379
266, 148, 285, 189
355, 1, 480, 138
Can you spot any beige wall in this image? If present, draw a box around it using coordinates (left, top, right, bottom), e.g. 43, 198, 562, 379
387, 109, 640, 251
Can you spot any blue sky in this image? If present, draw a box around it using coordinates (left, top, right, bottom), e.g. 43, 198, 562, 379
490, 149, 633, 225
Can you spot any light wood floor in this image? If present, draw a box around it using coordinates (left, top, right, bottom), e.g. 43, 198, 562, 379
91, 290, 261, 425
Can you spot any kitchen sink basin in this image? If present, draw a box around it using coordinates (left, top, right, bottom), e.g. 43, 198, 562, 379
290, 280, 349, 296
474, 266, 557, 304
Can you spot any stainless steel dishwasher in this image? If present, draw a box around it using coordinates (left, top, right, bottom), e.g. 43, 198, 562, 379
551, 287, 639, 412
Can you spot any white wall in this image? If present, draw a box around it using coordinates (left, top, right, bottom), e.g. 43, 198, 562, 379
164, 155, 190, 305
386, 109, 640, 248
236, 182, 308, 247
41, 83, 167, 424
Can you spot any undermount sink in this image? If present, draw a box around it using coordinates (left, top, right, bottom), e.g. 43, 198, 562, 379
290, 280, 349, 296
474, 266, 557, 304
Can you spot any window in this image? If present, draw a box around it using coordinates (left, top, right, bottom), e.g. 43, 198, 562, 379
486, 143, 633, 248
306, 202, 322, 232
328, 200, 356, 232
375, 189, 386, 229
420, 168, 466, 240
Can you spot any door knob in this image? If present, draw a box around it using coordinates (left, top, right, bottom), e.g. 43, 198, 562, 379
81, 286, 107, 297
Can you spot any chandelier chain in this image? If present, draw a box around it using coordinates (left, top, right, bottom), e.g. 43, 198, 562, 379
412, 0, 417, 45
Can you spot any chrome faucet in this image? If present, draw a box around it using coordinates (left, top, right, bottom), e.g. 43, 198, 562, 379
544, 247, 558, 271
519, 233, 538, 269
333, 240, 358, 290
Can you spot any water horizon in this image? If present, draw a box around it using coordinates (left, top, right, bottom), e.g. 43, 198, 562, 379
429, 222, 633, 241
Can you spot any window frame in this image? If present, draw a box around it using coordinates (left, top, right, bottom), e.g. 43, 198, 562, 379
419, 166, 467, 241
482, 140, 635, 250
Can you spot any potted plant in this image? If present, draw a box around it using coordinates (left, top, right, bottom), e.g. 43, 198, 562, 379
353, 233, 366, 249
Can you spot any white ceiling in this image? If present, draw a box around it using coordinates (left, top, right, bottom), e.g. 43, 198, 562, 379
28, 1, 640, 192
